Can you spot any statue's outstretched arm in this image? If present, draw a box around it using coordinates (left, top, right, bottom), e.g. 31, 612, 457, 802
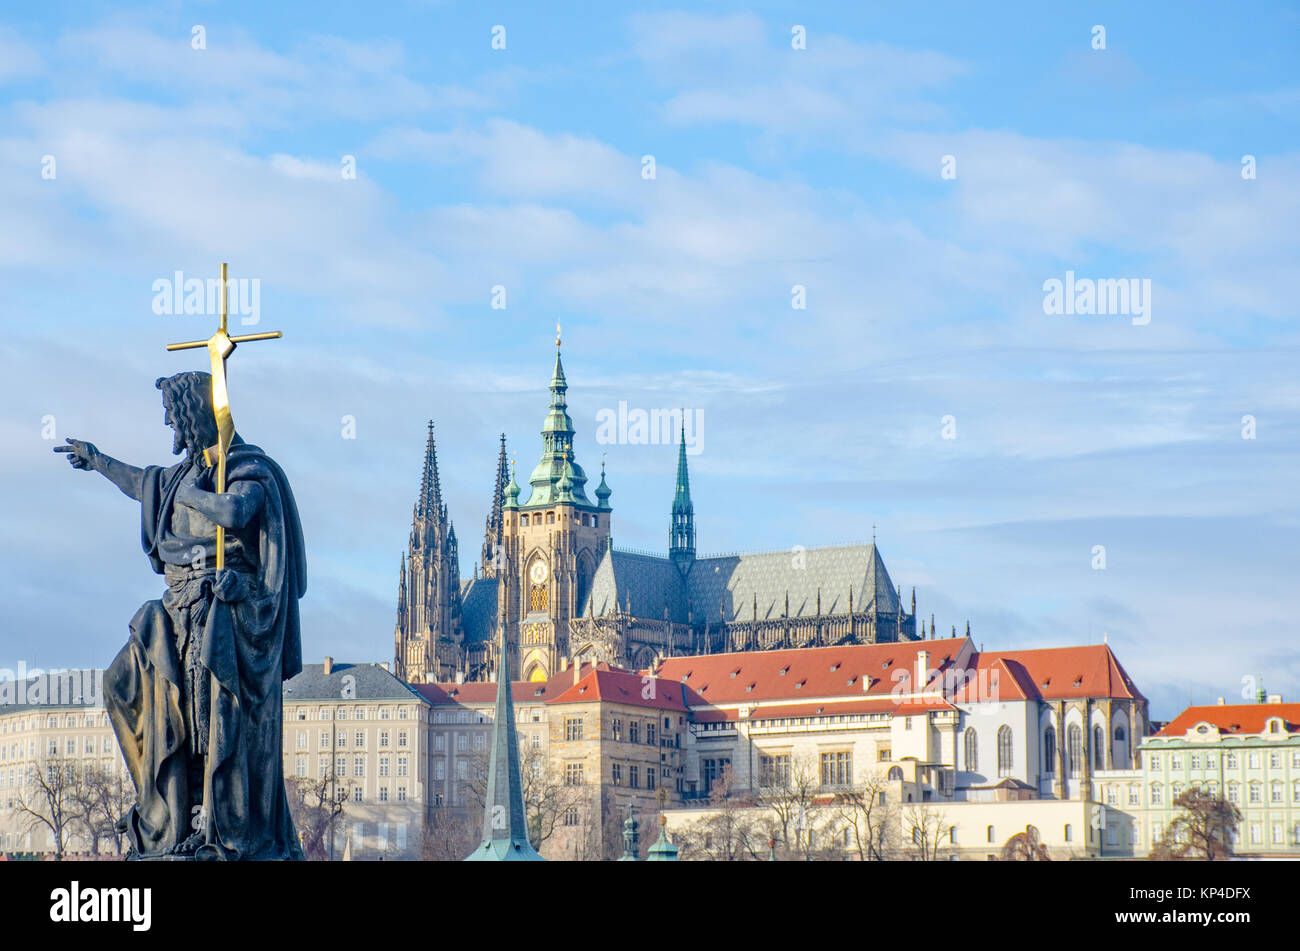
54, 438, 144, 501
176, 476, 265, 530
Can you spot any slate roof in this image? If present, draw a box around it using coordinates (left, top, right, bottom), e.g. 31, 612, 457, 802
1156, 702, 1300, 738
283, 662, 428, 702
580, 543, 904, 623
460, 576, 499, 645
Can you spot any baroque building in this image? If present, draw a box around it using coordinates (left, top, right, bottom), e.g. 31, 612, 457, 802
394, 335, 919, 684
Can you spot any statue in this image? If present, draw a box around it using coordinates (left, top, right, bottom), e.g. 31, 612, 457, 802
54, 264, 306, 860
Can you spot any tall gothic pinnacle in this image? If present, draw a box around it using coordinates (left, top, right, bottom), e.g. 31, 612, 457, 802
417, 420, 443, 520
669, 416, 695, 576
463, 623, 543, 862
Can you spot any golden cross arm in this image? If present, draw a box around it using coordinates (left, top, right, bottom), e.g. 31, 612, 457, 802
166, 331, 282, 351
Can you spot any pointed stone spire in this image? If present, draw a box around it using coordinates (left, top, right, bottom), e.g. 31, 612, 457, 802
483, 434, 509, 574
669, 417, 695, 577
464, 622, 543, 861
416, 420, 442, 521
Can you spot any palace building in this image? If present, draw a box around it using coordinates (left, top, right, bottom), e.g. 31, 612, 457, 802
393, 336, 920, 685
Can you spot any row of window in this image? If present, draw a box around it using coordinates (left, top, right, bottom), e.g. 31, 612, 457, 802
1150, 779, 1300, 806
1041, 724, 1126, 776
609, 763, 659, 789
1148, 750, 1300, 771
296, 729, 409, 750
1, 714, 109, 731
292, 706, 412, 722
296, 755, 409, 779
2, 736, 116, 760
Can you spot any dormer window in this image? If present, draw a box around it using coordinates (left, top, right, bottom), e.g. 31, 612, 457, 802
830, 663, 840, 672
1269, 719, 1282, 734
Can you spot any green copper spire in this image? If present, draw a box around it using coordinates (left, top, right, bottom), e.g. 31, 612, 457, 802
463, 623, 543, 861
503, 457, 521, 511
595, 455, 612, 510
523, 326, 592, 507
645, 814, 680, 862
669, 417, 695, 576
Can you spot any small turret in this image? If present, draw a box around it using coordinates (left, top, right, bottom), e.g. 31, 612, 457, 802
669, 418, 695, 577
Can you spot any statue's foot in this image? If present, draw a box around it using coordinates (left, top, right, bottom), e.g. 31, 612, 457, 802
165, 831, 205, 857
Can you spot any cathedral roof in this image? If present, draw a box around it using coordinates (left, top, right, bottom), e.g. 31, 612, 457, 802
582, 549, 690, 621
460, 576, 499, 646
580, 542, 906, 625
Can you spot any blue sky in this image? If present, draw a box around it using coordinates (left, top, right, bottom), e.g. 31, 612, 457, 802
1, 2, 1297, 720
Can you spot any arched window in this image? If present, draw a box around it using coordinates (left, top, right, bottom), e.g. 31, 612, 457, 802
964, 728, 978, 772
1043, 726, 1056, 775
997, 725, 1013, 777
986, 825, 995, 843
1067, 725, 1083, 777
1093, 726, 1105, 769
1113, 724, 1126, 741
887, 766, 903, 781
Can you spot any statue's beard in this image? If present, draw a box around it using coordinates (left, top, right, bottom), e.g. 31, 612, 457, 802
171, 426, 206, 459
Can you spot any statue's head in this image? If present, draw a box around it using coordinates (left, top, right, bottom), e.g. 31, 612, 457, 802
156, 371, 219, 457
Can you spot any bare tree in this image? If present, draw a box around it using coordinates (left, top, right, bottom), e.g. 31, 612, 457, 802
463, 746, 583, 852
676, 765, 765, 861
902, 803, 955, 861
286, 770, 355, 860
12, 758, 79, 859
1000, 824, 1051, 861
759, 753, 821, 855
833, 775, 895, 861
67, 762, 133, 857
421, 807, 478, 861
1150, 788, 1241, 861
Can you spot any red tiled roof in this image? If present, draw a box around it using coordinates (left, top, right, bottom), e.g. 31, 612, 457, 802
1156, 703, 1300, 738
968, 645, 1145, 702
655, 638, 972, 707
547, 665, 690, 712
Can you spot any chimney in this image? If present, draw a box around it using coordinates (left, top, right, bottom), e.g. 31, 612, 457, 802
916, 650, 930, 690
574, 661, 581, 686
560, 657, 569, 672
1216, 697, 1225, 705
323, 656, 334, 677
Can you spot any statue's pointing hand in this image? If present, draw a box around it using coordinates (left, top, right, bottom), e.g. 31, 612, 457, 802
54, 438, 100, 471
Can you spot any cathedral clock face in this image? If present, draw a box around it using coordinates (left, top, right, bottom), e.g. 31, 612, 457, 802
529, 559, 549, 585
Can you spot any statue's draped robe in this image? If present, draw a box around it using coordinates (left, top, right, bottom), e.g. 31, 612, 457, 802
105, 441, 306, 860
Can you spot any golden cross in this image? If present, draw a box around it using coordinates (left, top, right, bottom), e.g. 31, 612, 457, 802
165, 262, 282, 570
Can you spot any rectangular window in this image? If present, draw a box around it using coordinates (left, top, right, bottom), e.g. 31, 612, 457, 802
565, 718, 584, 742
1225, 753, 1238, 769
565, 763, 584, 786
337, 732, 346, 748
380, 731, 390, 747
1248, 752, 1260, 769
531, 733, 541, 750
379, 787, 389, 802
295, 755, 307, 778
397, 787, 407, 802
474, 734, 485, 750
296, 731, 307, 750
353, 787, 362, 803
612, 719, 622, 742
647, 769, 656, 790
820, 751, 852, 787
434, 760, 445, 781
397, 757, 408, 778
1269, 752, 1281, 770
434, 733, 445, 751
355, 731, 364, 747
612, 763, 623, 786
456, 760, 467, 781
647, 723, 656, 746
353, 756, 364, 778
760, 754, 792, 787
630, 765, 640, 789
456, 734, 467, 752
629, 721, 640, 744
377, 822, 388, 849
379, 757, 390, 777
396, 823, 407, 850
398, 730, 408, 747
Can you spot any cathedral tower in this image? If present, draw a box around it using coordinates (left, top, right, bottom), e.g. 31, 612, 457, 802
497, 330, 610, 681
394, 422, 462, 683
481, 433, 509, 577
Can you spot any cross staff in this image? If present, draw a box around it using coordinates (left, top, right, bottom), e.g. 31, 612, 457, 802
166, 262, 281, 570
